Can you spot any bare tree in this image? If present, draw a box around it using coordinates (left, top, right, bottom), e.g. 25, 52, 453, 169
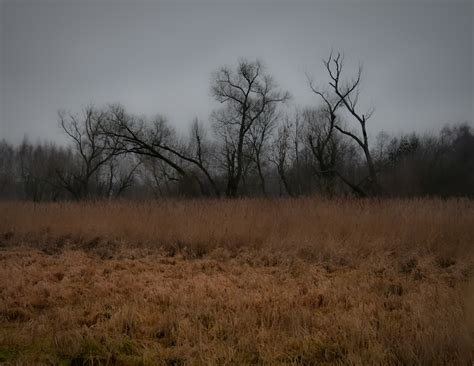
292, 110, 304, 195
304, 110, 366, 196
246, 103, 279, 195
102, 105, 220, 197
211, 106, 239, 195
105, 106, 186, 174
270, 119, 294, 196
211, 59, 290, 197
186, 119, 221, 197
309, 52, 379, 195
57, 105, 121, 199
302, 107, 341, 195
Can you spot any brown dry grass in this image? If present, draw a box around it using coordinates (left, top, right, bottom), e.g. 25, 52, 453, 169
0, 198, 473, 365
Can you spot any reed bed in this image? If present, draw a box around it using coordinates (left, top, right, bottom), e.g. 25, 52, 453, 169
0, 198, 473, 365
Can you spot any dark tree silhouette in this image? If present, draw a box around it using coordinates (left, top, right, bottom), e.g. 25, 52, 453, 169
211, 59, 290, 197
57, 106, 122, 199
310, 52, 379, 195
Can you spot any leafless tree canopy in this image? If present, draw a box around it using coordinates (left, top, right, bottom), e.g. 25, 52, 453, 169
56, 106, 127, 199
211, 59, 290, 197
308, 52, 379, 196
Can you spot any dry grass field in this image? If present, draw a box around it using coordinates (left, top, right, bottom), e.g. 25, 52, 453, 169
0, 198, 473, 365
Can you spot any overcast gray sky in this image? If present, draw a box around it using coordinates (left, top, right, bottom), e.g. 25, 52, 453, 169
1, 0, 472, 145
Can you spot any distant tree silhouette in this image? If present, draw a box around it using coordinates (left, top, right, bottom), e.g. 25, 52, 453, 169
309, 52, 379, 195
211, 59, 290, 197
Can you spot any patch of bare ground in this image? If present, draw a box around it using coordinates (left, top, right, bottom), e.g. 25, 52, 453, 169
0, 198, 473, 364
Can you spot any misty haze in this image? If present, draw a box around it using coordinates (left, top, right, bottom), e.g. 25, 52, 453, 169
0, 0, 473, 365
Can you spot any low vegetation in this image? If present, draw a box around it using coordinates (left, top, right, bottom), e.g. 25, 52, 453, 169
0, 198, 473, 365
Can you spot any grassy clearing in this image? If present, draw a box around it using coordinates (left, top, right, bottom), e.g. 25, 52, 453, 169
0, 198, 473, 365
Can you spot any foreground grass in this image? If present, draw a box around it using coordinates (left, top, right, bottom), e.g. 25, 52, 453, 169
0, 198, 473, 365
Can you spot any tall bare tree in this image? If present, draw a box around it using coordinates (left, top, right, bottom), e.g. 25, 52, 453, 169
307, 53, 380, 195
319, 52, 379, 194
211, 59, 290, 197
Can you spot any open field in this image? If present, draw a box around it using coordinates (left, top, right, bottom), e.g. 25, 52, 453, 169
0, 198, 473, 365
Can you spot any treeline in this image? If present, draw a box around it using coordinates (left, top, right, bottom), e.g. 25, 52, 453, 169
1, 121, 472, 200
1, 54, 473, 200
